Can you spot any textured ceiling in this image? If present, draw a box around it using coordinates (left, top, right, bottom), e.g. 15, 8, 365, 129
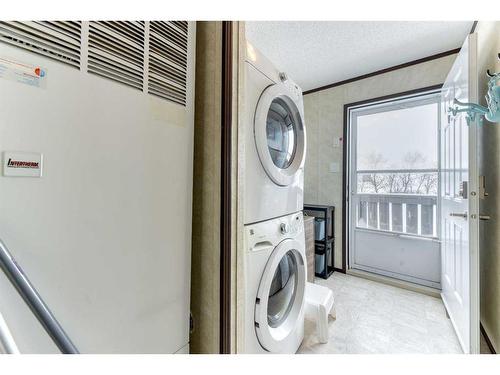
245, 21, 473, 91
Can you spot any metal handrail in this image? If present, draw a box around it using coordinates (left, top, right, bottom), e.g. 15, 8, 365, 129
0, 238, 78, 354
355, 193, 437, 205
357, 168, 439, 174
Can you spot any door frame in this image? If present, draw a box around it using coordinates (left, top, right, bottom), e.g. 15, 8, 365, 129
342, 84, 444, 275
220, 20, 233, 354
467, 33, 480, 354
347, 89, 442, 288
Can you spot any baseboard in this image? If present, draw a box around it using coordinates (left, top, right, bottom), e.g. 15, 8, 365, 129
480, 322, 497, 354
347, 268, 441, 298
334, 267, 345, 274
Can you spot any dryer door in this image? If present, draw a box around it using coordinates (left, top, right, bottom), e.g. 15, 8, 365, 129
254, 238, 306, 352
254, 84, 306, 186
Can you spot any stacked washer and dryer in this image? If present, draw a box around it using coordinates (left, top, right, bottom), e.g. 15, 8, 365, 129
242, 42, 307, 354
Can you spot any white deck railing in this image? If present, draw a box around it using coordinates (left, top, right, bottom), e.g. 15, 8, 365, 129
355, 193, 438, 238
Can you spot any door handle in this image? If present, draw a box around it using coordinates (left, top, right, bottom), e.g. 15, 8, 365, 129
479, 215, 491, 221
450, 212, 468, 219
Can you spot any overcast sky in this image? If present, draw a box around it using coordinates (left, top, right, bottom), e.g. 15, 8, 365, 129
357, 103, 438, 170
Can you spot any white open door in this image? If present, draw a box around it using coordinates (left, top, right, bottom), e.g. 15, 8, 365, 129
440, 33, 480, 354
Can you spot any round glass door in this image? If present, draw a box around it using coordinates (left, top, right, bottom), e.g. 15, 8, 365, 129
254, 239, 306, 353
266, 98, 297, 170
267, 250, 298, 328
254, 83, 306, 187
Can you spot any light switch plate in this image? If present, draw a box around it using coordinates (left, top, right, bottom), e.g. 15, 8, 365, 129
333, 137, 342, 148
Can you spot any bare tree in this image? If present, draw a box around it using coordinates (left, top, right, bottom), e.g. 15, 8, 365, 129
398, 151, 428, 193
415, 173, 437, 195
357, 150, 437, 195
422, 173, 438, 194
387, 173, 400, 193
403, 151, 427, 168
361, 152, 388, 193
415, 173, 427, 194
399, 172, 414, 193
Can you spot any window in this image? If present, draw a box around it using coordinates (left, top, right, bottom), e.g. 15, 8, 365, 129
351, 91, 440, 238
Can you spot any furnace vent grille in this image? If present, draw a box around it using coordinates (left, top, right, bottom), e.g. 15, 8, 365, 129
0, 21, 190, 106
87, 21, 145, 91
148, 21, 188, 106
0, 21, 81, 68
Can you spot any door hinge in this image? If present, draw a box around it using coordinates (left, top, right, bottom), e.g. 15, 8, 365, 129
190, 312, 194, 334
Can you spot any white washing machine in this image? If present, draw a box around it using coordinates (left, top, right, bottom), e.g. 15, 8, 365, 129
243, 212, 306, 353
244, 42, 306, 225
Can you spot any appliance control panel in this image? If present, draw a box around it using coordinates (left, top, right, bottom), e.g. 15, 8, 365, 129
282, 213, 303, 235
281, 76, 302, 100
293, 84, 302, 97
246, 212, 304, 252
287, 84, 302, 101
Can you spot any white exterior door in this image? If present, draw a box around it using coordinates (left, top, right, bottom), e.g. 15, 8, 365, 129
440, 33, 480, 354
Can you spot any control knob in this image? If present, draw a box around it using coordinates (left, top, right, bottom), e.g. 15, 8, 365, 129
280, 223, 290, 234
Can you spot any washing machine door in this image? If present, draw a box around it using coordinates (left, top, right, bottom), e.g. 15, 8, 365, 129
254, 238, 306, 352
254, 83, 306, 186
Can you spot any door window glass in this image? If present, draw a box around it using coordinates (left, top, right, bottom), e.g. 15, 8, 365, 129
354, 94, 440, 238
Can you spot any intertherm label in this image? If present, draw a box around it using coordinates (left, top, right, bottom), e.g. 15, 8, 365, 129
3, 152, 43, 177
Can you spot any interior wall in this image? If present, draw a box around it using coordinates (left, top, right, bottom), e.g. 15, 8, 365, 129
190, 21, 223, 354
303, 54, 457, 270
477, 21, 500, 354
235, 22, 248, 354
